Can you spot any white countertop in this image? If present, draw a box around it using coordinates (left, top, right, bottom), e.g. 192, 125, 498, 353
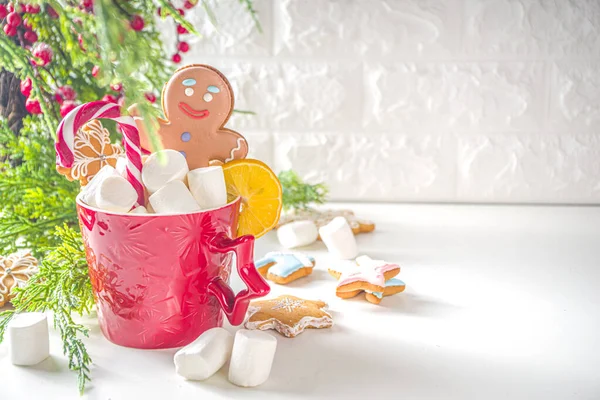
1, 203, 600, 399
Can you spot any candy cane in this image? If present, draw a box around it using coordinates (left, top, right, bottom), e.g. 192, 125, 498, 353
55, 101, 145, 206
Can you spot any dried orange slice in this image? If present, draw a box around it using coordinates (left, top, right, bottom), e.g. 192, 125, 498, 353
222, 159, 282, 238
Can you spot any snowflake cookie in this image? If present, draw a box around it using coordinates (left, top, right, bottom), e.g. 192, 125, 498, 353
0, 252, 38, 307
56, 119, 124, 185
245, 295, 333, 338
255, 251, 315, 285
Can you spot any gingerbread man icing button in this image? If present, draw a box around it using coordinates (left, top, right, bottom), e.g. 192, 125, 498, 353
131, 64, 248, 169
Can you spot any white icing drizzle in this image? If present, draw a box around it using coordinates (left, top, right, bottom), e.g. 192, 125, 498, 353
225, 137, 244, 163
271, 297, 305, 312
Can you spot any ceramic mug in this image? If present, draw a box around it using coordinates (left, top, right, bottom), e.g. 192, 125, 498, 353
77, 195, 270, 349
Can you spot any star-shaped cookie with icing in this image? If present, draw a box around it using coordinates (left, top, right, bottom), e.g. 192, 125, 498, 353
245, 295, 333, 338
129, 64, 248, 169
0, 252, 38, 307
329, 255, 400, 295
56, 119, 123, 185
255, 251, 315, 285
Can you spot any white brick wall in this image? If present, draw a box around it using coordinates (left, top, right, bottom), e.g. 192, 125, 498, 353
164, 0, 600, 203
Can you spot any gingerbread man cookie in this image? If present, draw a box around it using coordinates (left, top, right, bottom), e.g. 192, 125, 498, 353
56, 119, 124, 186
130, 64, 248, 170
245, 295, 333, 338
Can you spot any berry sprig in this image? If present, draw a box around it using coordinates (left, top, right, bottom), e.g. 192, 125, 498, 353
157, 1, 197, 64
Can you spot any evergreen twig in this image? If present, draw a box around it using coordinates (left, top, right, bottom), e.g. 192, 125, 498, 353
278, 170, 329, 212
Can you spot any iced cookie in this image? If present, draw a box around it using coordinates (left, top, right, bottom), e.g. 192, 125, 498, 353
245, 295, 333, 338
255, 251, 315, 285
329, 255, 400, 295
364, 278, 406, 304
129, 64, 248, 169
0, 252, 38, 307
278, 208, 375, 237
56, 119, 124, 185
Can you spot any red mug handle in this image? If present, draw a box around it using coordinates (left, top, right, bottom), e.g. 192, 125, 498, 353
206, 233, 270, 325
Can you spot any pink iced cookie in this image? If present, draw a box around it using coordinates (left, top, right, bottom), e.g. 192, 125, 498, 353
328, 256, 400, 294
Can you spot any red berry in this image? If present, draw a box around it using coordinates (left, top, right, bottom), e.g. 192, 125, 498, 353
54, 93, 64, 105
102, 94, 117, 103
46, 5, 58, 18
171, 53, 182, 63
22, 17, 31, 29
110, 83, 122, 92
144, 92, 156, 103
24, 30, 38, 43
184, 0, 196, 9
0, 5, 8, 18
60, 101, 78, 117
81, 0, 93, 8
32, 43, 52, 66
25, 98, 42, 115
7, 12, 22, 27
130, 15, 144, 31
177, 41, 190, 53
58, 85, 76, 101
20, 78, 32, 98
27, 4, 40, 14
91, 65, 100, 77
3, 24, 17, 37
178, 8, 185, 15
176, 24, 188, 34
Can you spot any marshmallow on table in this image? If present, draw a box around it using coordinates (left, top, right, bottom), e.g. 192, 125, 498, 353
174, 327, 234, 381
319, 216, 358, 260
277, 220, 318, 249
8, 313, 49, 366
149, 180, 201, 214
95, 175, 138, 213
228, 330, 277, 387
142, 149, 189, 194
187, 166, 228, 210
80, 165, 119, 207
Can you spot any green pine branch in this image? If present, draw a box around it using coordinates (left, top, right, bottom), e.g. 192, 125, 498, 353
278, 170, 329, 212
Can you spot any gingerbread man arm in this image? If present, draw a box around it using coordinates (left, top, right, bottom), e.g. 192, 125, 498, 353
127, 104, 168, 152
210, 128, 249, 163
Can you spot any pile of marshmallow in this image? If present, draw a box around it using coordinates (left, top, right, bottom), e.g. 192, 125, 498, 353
81, 149, 228, 214
278, 216, 358, 260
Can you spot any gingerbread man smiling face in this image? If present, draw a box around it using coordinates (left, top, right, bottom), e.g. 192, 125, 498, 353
132, 64, 248, 169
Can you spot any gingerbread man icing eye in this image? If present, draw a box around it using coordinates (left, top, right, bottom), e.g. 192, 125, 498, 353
203, 93, 213, 102
185, 88, 194, 96
182, 78, 196, 97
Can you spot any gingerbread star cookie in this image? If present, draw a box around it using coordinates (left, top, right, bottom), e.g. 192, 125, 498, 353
0, 252, 38, 307
255, 251, 315, 285
129, 64, 248, 169
56, 119, 124, 185
278, 208, 375, 237
329, 256, 404, 304
245, 295, 333, 338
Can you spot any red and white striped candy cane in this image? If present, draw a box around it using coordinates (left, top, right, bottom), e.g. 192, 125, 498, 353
55, 101, 145, 206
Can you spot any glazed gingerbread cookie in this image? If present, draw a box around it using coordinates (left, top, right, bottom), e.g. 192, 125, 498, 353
130, 64, 248, 169
0, 252, 38, 307
56, 119, 124, 185
245, 295, 333, 338
255, 251, 315, 285
278, 208, 375, 237
329, 256, 402, 303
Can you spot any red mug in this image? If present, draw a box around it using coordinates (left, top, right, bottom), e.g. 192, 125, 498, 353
76, 195, 270, 349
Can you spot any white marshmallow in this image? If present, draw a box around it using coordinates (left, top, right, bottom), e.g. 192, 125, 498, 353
129, 205, 148, 214
318, 216, 358, 260
187, 166, 228, 210
95, 175, 138, 213
277, 220, 318, 248
115, 156, 128, 178
149, 180, 201, 214
174, 327, 234, 381
228, 330, 277, 387
142, 149, 189, 193
8, 313, 49, 366
80, 165, 119, 207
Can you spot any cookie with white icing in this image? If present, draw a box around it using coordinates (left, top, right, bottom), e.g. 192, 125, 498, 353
364, 278, 406, 304
0, 252, 38, 307
278, 208, 375, 237
245, 295, 333, 338
255, 251, 315, 285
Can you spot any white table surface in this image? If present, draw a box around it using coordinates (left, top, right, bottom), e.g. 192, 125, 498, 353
1, 203, 600, 400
